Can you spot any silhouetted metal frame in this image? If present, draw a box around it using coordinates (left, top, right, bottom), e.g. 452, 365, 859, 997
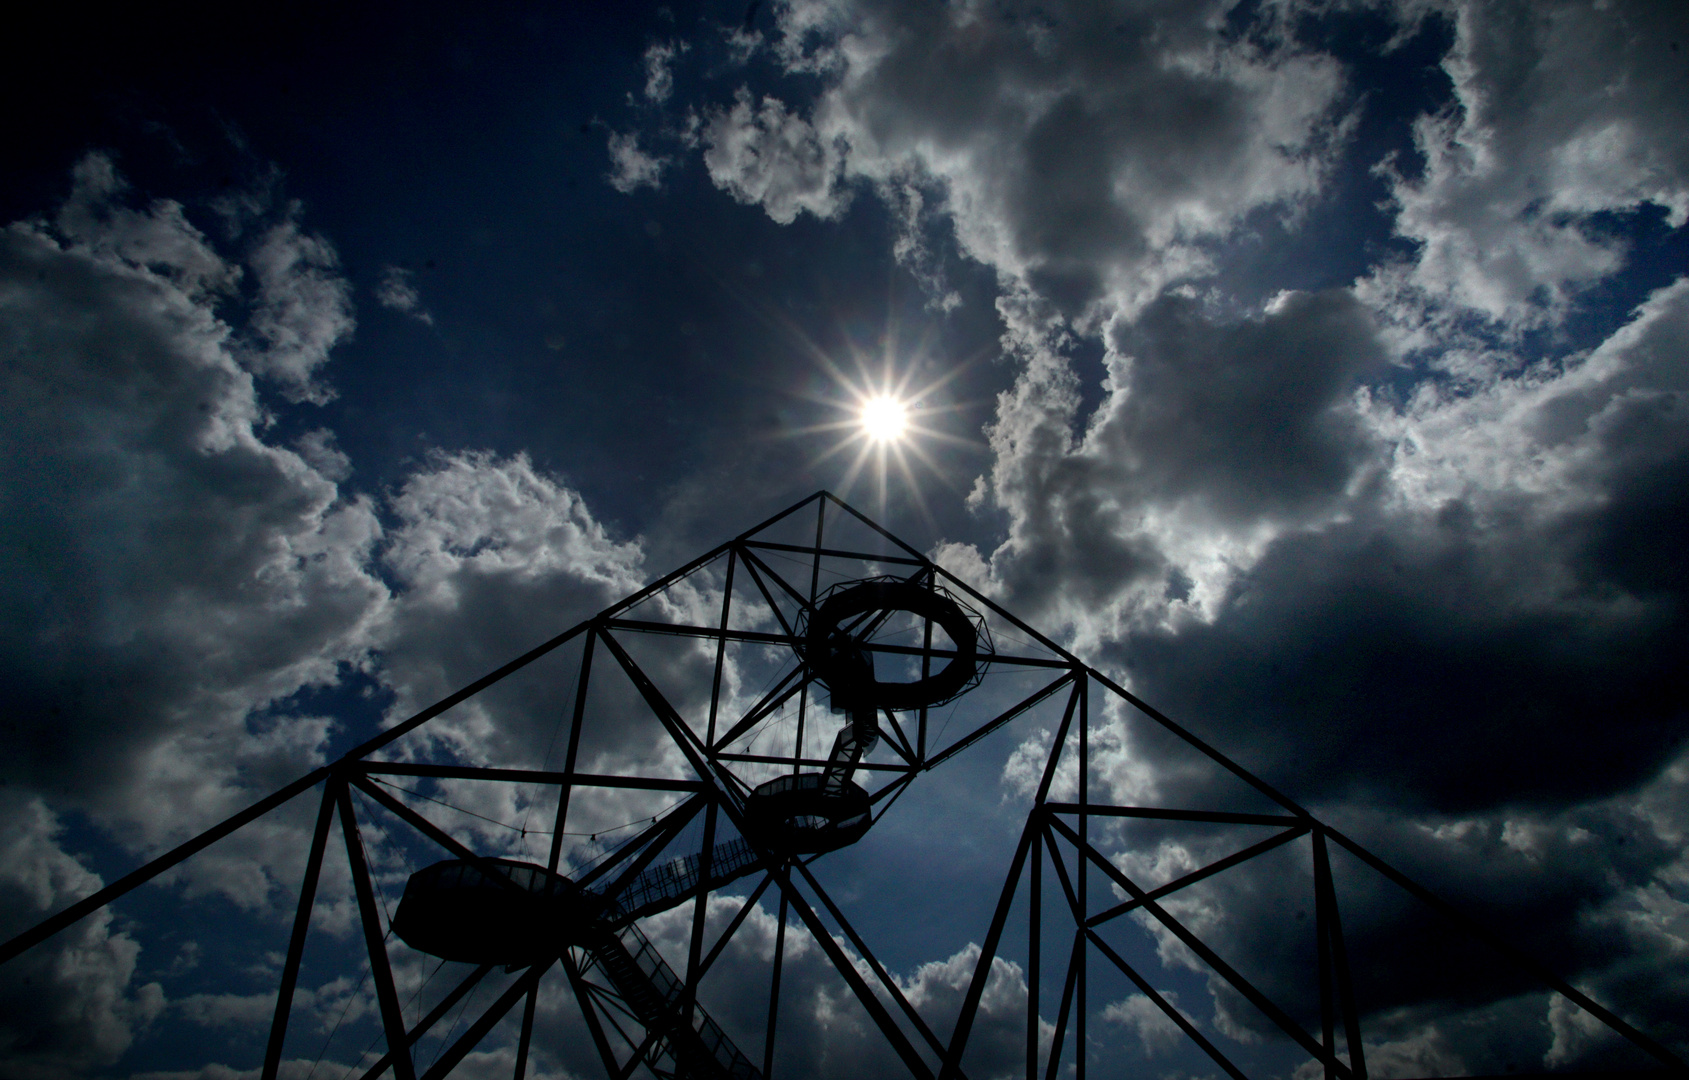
358, 963, 495, 1080
5, 490, 1686, 1080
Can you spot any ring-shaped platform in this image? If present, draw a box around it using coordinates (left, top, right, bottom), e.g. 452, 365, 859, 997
804, 579, 980, 711
743, 773, 873, 854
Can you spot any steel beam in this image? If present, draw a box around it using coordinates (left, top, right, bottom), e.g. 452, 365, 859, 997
263, 780, 338, 1080
940, 821, 1035, 1079
338, 784, 417, 1080
357, 963, 495, 1080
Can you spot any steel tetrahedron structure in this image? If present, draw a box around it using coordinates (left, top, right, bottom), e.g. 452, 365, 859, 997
2, 491, 1683, 1079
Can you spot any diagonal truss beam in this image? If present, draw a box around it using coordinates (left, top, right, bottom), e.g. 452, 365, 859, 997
1046, 814, 1351, 1077
339, 784, 417, 1080
1325, 826, 1686, 1072
421, 962, 553, 1080
357, 963, 495, 1080
793, 858, 950, 1061
1085, 929, 1249, 1080
263, 779, 337, 1080
1086, 825, 1309, 927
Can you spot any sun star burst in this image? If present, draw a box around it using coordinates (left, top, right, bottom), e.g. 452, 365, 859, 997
861, 395, 909, 443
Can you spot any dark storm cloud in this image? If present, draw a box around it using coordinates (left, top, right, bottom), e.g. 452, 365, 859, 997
1112, 498, 1684, 810
1096, 291, 1386, 522
1095, 278, 1688, 813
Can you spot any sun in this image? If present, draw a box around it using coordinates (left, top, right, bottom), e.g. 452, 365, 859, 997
766, 316, 984, 522
860, 395, 909, 443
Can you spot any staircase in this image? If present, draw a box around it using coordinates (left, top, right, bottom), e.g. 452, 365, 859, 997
583, 919, 761, 1080
577, 837, 767, 1079
600, 836, 764, 924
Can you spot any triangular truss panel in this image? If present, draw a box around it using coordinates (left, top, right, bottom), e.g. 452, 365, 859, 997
3, 492, 1682, 1079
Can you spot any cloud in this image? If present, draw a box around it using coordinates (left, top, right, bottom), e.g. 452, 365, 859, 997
375, 450, 647, 762
643, 40, 688, 104
1102, 990, 1198, 1057
607, 131, 670, 193
0, 154, 390, 1073
701, 0, 1346, 317
0, 157, 388, 836
374, 264, 432, 325
703, 89, 849, 225
1100, 278, 1689, 812
0, 794, 165, 1079
1291, 1024, 1466, 1080
1368, 0, 1689, 331
0, 157, 661, 1076
943, 288, 1389, 659
242, 217, 355, 405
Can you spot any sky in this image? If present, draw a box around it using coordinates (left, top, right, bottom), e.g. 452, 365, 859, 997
2, 0, 1687, 1077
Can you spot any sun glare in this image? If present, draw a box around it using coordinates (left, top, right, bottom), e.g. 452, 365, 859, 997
861, 395, 908, 443
775, 324, 981, 522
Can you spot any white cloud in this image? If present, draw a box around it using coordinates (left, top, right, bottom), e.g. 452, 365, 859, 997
708, 0, 1346, 317
0, 794, 165, 1079
374, 264, 432, 324
375, 450, 649, 766
0, 158, 388, 843
1369, 0, 1689, 331
950, 288, 1387, 649
1102, 990, 1197, 1056
1291, 1024, 1466, 1080
643, 40, 688, 104
0, 156, 385, 1072
607, 131, 670, 193
242, 215, 355, 404
703, 89, 849, 225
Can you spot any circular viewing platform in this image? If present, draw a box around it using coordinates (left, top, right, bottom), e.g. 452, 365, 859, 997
391, 858, 599, 966
743, 773, 873, 854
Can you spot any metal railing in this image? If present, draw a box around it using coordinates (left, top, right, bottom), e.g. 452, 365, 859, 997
601, 836, 763, 922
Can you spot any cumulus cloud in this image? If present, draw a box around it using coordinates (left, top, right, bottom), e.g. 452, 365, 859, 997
0, 156, 674, 1076
0, 156, 387, 836
1368, 0, 1689, 332
1103, 990, 1198, 1057
703, 89, 849, 225
0, 794, 164, 1079
953, 289, 1390, 649
702, 0, 1346, 317
0, 155, 390, 1073
1102, 278, 1689, 812
374, 450, 651, 771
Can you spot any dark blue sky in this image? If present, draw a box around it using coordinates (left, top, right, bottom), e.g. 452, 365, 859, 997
2, 1, 1686, 1077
